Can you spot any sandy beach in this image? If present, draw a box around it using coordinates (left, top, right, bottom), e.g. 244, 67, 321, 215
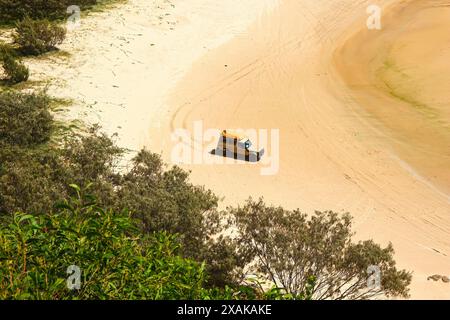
24, 0, 278, 152
22, 0, 450, 299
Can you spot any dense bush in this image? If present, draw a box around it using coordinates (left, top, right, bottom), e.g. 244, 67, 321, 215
0, 188, 210, 299
228, 199, 412, 299
0, 45, 29, 84
0, 146, 68, 215
0, 91, 52, 146
0, 0, 99, 23
1, 54, 29, 83
13, 17, 66, 55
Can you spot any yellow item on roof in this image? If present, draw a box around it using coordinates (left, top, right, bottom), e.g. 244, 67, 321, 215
221, 130, 247, 140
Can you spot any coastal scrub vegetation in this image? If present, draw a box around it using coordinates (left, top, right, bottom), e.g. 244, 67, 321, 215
1, 15, 67, 87
0, 44, 29, 84
229, 200, 411, 299
0, 189, 210, 299
0, 90, 51, 145
0, 0, 101, 23
13, 17, 67, 56
0, 89, 412, 299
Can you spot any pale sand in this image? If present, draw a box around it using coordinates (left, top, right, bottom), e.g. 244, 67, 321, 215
20, 0, 450, 298
163, 0, 450, 299
23, 0, 278, 153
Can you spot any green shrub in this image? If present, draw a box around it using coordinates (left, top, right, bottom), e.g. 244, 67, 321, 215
0, 126, 121, 216
0, 91, 52, 146
0, 44, 29, 84
1, 53, 30, 84
13, 17, 66, 55
0, 146, 68, 215
0, 187, 210, 299
0, 42, 14, 57
228, 199, 413, 300
0, 0, 99, 23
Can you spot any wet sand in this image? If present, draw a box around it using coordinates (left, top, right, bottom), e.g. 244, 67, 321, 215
334, 0, 450, 196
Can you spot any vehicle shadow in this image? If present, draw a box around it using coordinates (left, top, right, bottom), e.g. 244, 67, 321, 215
210, 149, 262, 163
